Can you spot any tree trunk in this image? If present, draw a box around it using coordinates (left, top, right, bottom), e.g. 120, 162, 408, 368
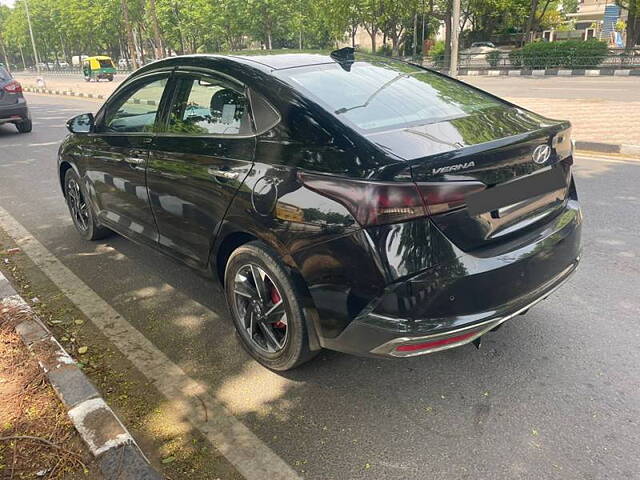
413, 12, 418, 56
149, 0, 164, 59
121, 0, 139, 69
444, 13, 452, 66
20, 47, 27, 70
59, 33, 69, 64
266, 28, 272, 50
391, 37, 400, 56
0, 39, 10, 72
524, 0, 539, 44
370, 27, 377, 53
299, 30, 302, 49
626, 3, 639, 50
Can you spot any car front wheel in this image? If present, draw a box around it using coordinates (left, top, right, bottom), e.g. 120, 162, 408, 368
64, 169, 111, 241
224, 241, 317, 371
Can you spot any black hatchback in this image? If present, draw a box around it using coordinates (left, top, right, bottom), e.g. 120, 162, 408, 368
58, 50, 581, 370
0, 65, 32, 133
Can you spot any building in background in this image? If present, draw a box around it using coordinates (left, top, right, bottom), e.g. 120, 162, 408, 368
565, 0, 627, 44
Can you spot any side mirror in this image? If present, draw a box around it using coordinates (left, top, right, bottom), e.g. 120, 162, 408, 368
66, 113, 95, 134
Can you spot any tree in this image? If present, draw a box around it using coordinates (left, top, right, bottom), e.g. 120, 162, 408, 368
380, 0, 416, 55
616, 0, 640, 49
358, 0, 384, 53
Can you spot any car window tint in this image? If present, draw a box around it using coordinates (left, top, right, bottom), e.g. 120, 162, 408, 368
166, 75, 252, 136
103, 77, 168, 133
0, 66, 11, 81
279, 62, 503, 133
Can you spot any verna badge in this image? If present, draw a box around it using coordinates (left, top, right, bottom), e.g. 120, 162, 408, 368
532, 144, 551, 165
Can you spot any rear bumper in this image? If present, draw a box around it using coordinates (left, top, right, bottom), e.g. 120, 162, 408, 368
0, 99, 29, 123
321, 199, 582, 357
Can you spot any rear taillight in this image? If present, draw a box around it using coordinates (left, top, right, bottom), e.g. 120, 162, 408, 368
299, 173, 426, 227
416, 181, 485, 215
3, 80, 22, 94
299, 173, 487, 227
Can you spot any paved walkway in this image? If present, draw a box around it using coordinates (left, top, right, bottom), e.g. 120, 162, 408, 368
510, 97, 640, 147
14, 74, 640, 147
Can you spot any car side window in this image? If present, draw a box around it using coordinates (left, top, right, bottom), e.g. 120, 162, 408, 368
249, 90, 280, 133
101, 76, 168, 133
165, 75, 253, 136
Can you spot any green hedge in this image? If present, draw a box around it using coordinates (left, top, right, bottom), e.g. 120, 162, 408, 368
430, 41, 446, 67
487, 50, 501, 67
509, 40, 608, 69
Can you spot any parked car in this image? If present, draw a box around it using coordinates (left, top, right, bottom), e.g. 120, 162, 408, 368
471, 41, 496, 48
0, 66, 32, 133
58, 49, 581, 370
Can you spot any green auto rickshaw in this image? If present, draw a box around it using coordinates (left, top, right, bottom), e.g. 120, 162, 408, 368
82, 56, 116, 82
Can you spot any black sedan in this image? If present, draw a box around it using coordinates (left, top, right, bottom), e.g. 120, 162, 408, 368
58, 49, 581, 370
0, 65, 32, 133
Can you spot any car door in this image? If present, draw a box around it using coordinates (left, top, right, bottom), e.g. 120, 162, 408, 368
83, 73, 171, 245
146, 70, 256, 268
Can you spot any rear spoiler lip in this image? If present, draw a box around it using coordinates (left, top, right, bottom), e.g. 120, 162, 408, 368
400, 120, 571, 167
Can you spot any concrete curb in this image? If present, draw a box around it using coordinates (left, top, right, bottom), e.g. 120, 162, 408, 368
455, 68, 640, 77
23, 86, 107, 100
575, 141, 640, 156
0, 270, 162, 480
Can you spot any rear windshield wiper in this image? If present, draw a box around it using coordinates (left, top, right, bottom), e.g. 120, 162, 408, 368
334, 74, 407, 115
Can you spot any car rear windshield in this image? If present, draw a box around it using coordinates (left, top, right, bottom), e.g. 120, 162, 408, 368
278, 60, 504, 132
0, 66, 11, 81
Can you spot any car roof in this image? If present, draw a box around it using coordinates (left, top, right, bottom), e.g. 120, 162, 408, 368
227, 53, 334, 70
139, 53, 337, 75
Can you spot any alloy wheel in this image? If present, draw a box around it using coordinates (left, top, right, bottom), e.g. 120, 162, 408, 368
233, 264, 288, 353
67, 178, 89, 232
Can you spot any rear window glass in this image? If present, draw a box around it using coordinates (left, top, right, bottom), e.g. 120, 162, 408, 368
98, 59, 113, 69
0, 66, 11, 81
278, 61, 503, 132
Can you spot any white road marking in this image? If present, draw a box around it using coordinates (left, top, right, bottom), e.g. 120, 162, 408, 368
29, 141, 60, 147
0, 206, 301, 480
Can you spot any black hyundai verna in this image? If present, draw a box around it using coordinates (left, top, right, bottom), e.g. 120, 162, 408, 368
58, 49, 581, 370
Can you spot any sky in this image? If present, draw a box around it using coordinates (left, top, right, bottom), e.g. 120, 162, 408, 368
0, 0, 15, 6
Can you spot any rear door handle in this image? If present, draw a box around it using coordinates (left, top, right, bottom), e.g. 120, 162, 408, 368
208, 168, 239, 180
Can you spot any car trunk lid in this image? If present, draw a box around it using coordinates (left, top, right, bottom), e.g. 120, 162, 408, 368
367, 106, 573, 251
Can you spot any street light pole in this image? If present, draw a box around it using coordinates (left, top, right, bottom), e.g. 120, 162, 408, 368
450, 0, 460, 77
23, 0, 42, 80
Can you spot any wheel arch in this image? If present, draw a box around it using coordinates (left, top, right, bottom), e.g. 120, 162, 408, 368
58, 160, 80, 196
211, 224, 323, 351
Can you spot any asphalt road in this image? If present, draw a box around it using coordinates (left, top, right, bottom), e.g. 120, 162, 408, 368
1, 95, 639, 480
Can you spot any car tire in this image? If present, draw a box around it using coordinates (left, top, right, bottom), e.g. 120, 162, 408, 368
64, 169, 111, 241
15, 119, 32, 133
224, 241, 317, 371
108, 75, 114, 81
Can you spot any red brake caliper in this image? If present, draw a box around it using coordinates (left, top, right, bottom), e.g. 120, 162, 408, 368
269, 285, 286, 329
